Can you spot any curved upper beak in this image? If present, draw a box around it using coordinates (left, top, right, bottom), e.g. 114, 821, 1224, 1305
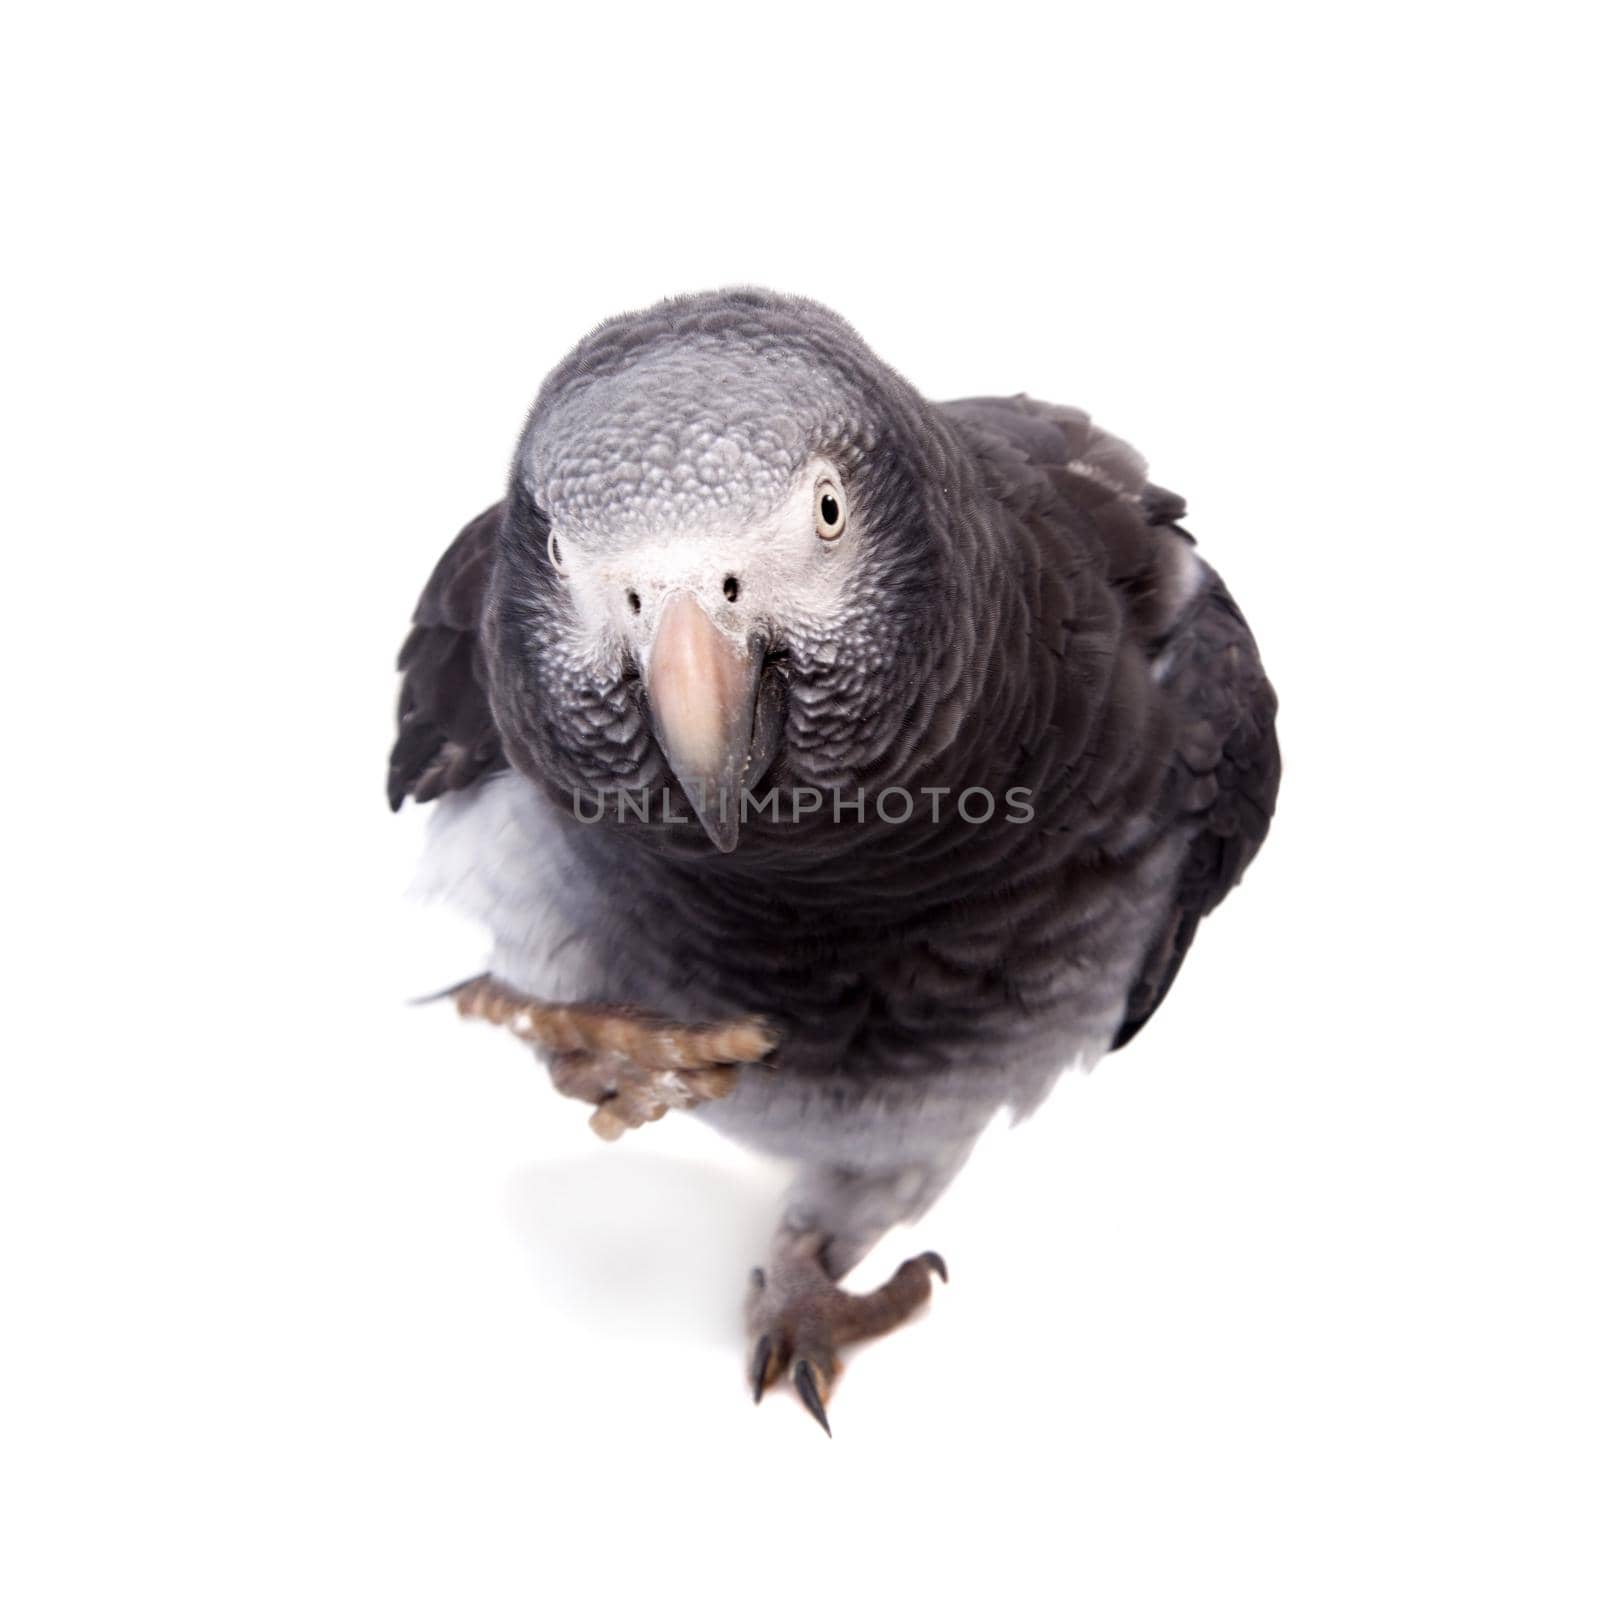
644, 593, 764, 852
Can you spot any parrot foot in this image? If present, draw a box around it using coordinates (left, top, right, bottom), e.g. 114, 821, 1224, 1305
447, 974, 777, 1140
745, 1231, 947, 1437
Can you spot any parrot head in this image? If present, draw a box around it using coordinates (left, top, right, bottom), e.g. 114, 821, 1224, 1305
488, 290, 969, 854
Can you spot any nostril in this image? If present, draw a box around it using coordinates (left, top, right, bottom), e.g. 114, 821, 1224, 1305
723, 575, 740, 603
626, 589, 641, 614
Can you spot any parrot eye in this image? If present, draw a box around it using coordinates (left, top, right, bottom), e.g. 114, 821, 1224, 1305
814, 478, 847, 542
547, 531, 564, 570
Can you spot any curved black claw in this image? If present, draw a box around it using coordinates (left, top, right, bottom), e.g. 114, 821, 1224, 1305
750, 1335, 773, 1405
921, 1250, 949, 1284
792, 1359, 832, 1438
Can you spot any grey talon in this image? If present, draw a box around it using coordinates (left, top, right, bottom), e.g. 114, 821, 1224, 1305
750, 1335, 772, 1404
791, 1360, 832, 1438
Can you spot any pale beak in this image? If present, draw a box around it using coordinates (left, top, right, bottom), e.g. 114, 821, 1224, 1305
645, 592, 764, 852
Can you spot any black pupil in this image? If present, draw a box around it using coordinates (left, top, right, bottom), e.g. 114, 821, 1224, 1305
820, 494, 839, 525
627, 589, 641, 613
723, 576, 739, 602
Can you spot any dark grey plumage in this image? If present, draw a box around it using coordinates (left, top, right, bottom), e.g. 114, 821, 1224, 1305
390, 288, 1279, 1424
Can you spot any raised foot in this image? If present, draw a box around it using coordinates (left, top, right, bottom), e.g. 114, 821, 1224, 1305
449, 974, 777, 1139
746, 1232, 948, 1437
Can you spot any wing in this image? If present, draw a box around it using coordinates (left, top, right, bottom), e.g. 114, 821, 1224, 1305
941, 395, 1280, 1050
1110, 576, 1281, 1047
387, 502, 509, 811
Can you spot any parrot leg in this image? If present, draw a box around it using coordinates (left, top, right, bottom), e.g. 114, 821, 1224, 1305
745, 1227, 947, 1438
446, 973, 777, 1140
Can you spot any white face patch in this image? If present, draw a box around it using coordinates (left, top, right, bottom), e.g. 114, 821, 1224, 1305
547, 457, 863, 673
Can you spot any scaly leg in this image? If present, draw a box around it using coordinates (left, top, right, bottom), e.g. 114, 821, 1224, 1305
746, 1155, 970, 1435
746, 1230, 946, 1436
448, 973, 777, 1140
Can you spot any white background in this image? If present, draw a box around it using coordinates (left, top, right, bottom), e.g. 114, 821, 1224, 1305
4, 3, 1596, 1595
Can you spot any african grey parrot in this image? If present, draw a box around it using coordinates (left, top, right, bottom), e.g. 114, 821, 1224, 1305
389, 289, 1280, 1435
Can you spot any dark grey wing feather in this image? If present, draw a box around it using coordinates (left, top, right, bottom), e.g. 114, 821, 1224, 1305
387, 502, 508, 811
941, 395, 1280, 1050
1111, 579, 1280, 1047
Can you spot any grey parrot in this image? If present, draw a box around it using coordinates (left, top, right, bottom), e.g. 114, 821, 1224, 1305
388, 288, 1280, 1434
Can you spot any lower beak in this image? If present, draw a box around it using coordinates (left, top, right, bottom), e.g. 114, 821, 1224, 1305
645, 593, 764, 852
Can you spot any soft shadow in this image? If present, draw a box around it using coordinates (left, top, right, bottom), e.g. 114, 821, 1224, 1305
504, 1152, 786, 1350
